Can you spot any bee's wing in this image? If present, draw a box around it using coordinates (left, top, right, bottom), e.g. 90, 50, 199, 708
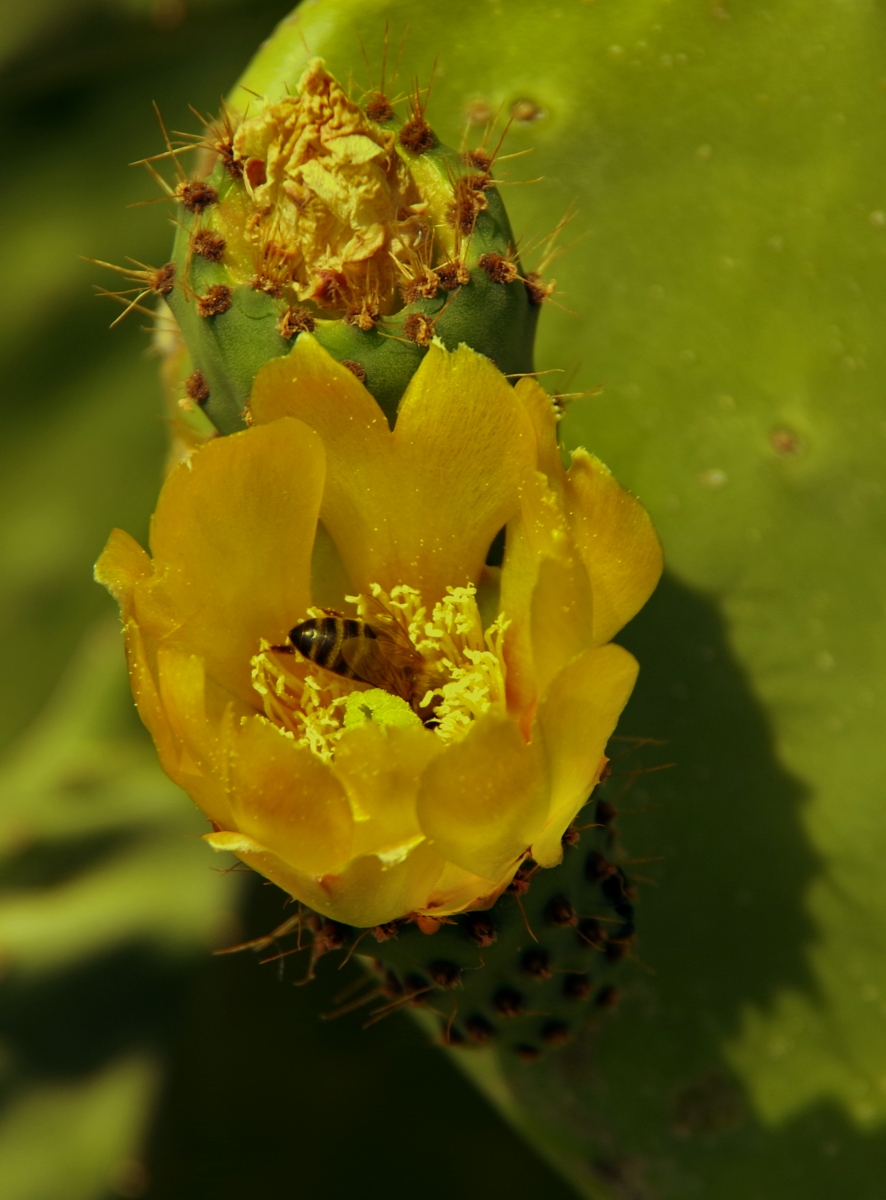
340, 629, 423, 700
362, 598, 429, 657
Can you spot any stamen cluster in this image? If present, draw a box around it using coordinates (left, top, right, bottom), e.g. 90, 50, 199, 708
251, 583, 508, 761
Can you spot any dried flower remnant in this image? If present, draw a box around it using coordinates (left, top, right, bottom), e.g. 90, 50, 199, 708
156, 58, 543, 434
223, 60, 429, 317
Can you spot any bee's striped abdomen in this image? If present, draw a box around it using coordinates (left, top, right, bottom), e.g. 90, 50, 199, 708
288, 617, 377, 680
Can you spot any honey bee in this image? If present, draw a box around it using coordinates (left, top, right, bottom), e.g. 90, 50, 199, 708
274, 610, 440, 719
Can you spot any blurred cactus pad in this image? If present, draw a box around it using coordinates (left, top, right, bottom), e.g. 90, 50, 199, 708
245, 2, 886, 1197
2, 1, 885, 1198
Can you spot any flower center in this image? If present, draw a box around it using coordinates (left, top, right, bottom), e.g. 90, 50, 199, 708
251, 583, 508, 761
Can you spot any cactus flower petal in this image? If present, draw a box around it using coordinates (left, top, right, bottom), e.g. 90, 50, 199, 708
249, 334, 537, 602
97, 338, 660, 927
565, 450, 664, 646
416, 714, 548, 882
147, 418, 325, 705
532, 642, 640, 868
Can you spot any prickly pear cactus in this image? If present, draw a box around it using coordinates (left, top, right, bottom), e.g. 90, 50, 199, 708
245, 4, 886, 1199
163, 58, 538, 432
117, 19, 645, 1071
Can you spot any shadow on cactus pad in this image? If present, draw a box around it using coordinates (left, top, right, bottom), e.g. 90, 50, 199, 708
476, 573, 886, 1199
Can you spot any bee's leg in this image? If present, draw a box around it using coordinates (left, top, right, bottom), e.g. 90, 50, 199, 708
269, 643, 294, 654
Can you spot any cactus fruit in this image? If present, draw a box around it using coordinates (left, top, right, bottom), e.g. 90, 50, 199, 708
163, 59, 539, 433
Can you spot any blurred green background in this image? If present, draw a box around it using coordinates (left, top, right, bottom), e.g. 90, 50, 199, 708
2, 1, 885, 1198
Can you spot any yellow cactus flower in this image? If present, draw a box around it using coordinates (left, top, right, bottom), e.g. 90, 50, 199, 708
96, 336, 662, 928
